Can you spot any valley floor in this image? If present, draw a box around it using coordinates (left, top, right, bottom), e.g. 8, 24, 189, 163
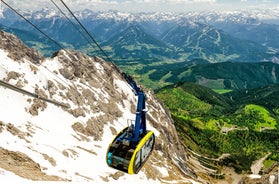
186, 148, 277, 184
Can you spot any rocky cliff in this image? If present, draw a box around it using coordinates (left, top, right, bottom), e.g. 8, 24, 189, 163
0, 30, 200, 183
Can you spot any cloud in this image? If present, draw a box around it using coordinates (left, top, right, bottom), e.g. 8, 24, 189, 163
2, 0, 276, 12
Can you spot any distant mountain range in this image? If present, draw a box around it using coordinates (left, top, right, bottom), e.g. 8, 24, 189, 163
1, 8, 279, 62
1, 8, 279, 182
1, 8, 279, 90
102, 25, 179, 64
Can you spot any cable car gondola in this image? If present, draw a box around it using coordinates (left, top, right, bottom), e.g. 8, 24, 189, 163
106, 74, 155, 174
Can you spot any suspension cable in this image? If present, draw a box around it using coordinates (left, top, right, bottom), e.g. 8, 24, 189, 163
58, 0, 124, 75
1, 0, 121, 79
1, 0, 130, 127
59, 0, 113, 63
0, 0, 72, 56
49, 0, 99, 54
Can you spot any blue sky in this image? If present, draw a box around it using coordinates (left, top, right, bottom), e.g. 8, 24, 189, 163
4, 0, 279, 12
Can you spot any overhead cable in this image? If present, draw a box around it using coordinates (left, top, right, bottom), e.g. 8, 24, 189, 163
59, 0, 113, 63
49, 0, 98, 54
1, 0, 71, 56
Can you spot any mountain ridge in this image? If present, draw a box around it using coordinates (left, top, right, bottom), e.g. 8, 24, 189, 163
0, 30, 200, 183
1, 8, 278, 62
102, 24, 178, 64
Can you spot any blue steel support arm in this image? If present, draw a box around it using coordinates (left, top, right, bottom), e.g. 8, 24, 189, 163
131, 91, 147, 143
122, 73, 141, 95
122, 73, 147, 143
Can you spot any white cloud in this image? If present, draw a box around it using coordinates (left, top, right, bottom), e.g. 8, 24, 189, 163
2, 0, 276, 12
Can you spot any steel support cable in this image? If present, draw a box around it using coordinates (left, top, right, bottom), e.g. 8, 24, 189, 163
0, 0, 75, 109
49, 0, 98, 54
1, 0, 120, 102
1, 0, 72, 56
58, 0, 126, 82
59, 0, 113, 63
1, 0, 82, 88
0, 80, 69, 108
50, 0, 124, 76
1, 1, 129, 128
57, 1, 128, 128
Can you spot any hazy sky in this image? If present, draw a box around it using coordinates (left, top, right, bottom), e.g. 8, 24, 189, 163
2, 0, 278, 12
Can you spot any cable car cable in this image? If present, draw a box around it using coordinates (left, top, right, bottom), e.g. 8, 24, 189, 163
57, 0, 134, 99
0, 0, 71, 56
49, 0, 99, 54
59, 0, 113, 63
1, 0, 127, 129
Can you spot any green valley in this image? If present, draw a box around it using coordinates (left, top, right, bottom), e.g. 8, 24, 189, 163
147, 61, 279, 90
155, 82, 279, 174
2, 8, 279, 180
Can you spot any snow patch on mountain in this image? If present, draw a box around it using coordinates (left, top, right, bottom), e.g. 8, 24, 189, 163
0, 9, 3, 18
0, 30, 199, 183
2, 7, 279, 24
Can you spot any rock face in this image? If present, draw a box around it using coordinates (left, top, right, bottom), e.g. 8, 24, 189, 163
0, 30, 43, 63
0, 30, 199, 183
